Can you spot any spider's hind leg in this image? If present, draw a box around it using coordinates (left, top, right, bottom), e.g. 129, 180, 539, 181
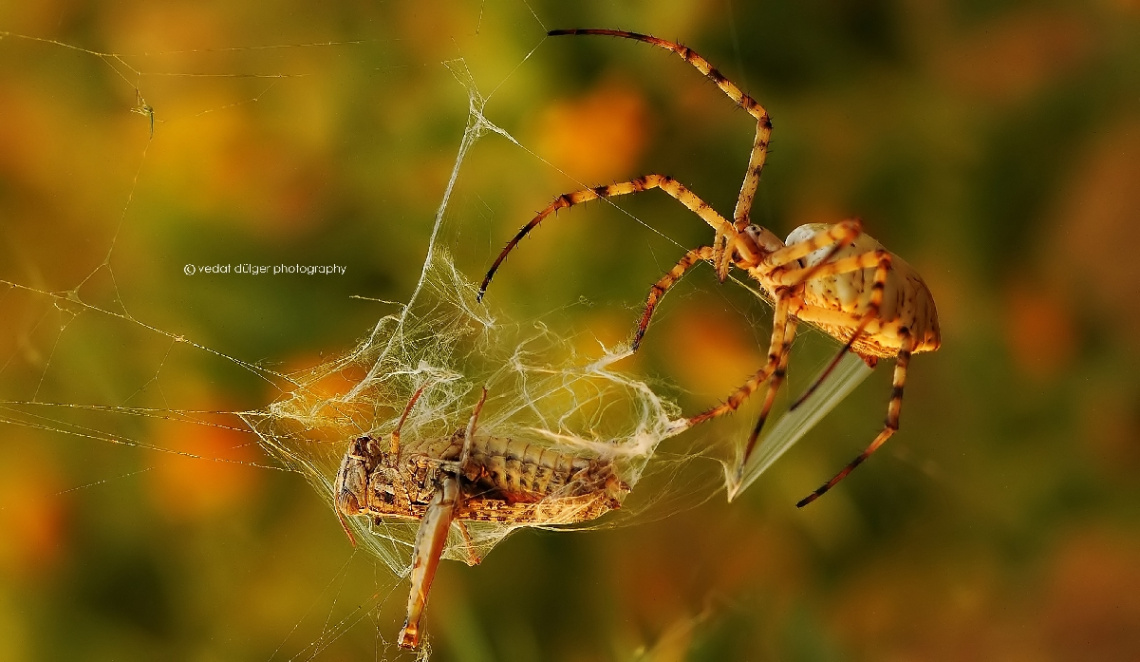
740, 314, 799, 465
796, 329, 915, 508
688, 294, 795, 432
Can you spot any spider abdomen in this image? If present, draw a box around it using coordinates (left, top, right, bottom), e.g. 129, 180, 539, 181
786, 224, 941, 357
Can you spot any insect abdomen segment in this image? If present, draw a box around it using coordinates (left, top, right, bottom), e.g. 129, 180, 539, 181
464, 436, 609, 498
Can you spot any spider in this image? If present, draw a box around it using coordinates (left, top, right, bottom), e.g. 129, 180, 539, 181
334, 385, 626, 649
478, 29, 941, 507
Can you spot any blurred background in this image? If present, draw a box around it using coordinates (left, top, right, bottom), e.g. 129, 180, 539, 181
2, 1, 1139, 660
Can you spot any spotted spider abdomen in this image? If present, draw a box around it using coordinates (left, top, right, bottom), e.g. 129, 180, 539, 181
786, 223, 941, 357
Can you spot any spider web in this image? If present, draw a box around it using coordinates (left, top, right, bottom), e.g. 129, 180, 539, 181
240, 61, 692, 573
0, 10, 871, 657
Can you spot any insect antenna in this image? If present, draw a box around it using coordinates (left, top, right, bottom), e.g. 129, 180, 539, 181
390, 383, 429, 456
458, 387, 488, 469
337, 506, 358, 548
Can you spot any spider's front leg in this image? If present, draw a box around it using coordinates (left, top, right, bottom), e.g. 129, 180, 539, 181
477, 175, 748, 303
547, 30, 775, 282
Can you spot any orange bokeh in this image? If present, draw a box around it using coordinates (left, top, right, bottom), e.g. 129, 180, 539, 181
937, 9, 1094, 105
532, 76, 651, 183
1003, 278, 1077, 382
275, 352, 374, 435
1043, 528, 1140, 659
0, 444, 68, 578
147, 417, 263, 522
657, 300, 765, 399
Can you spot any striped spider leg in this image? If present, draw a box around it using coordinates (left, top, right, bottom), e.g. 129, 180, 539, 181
334, 385, 627, 649
479, 31, 941, 506
547, 28, 774, 281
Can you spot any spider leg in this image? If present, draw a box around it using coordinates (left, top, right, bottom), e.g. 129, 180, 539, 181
728, 226, 885, 436
789, 330, 866, 412
740, 315, 799, 464
478, 174, 746, 301
760, 219, 863, 271
783, 252, 893, 410
632, 245, 715, 351
688, 293, 793, 427
797, 328, 915, 508
549, 29, 773, 280
769, 249, 891, 288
